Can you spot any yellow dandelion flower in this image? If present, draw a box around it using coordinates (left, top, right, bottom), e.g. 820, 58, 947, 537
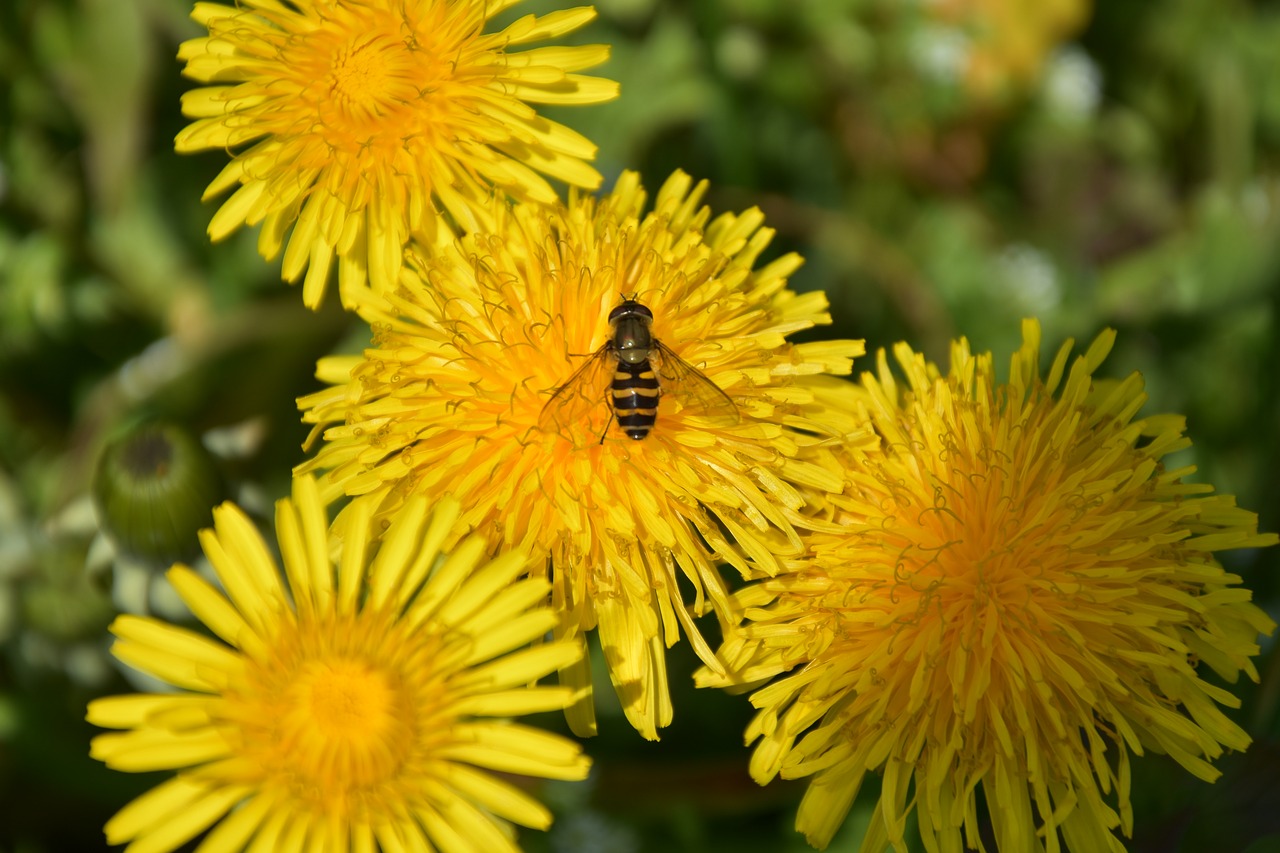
177, 0, 618, 308
700, 320, 1277, 852
297, 170, 867, 740
88, 474, 590, 853
930, 0, 1092, 98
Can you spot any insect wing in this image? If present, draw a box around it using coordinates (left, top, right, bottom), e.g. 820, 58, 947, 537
651, 341, 740, 425
538, 345, 614, 441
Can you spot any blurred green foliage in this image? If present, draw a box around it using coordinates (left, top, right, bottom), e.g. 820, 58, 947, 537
1, 0, 1277, 850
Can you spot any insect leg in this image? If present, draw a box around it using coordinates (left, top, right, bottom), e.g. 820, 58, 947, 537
597, 410, 614, 445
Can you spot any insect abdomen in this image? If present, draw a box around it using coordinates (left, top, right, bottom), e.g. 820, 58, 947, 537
612, 361, 659, 440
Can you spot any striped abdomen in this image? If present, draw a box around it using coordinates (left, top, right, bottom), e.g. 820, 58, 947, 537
612, 360, 659, 440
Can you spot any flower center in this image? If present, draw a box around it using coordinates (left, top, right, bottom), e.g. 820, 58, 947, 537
329, 34, 399, 103
281, 2, 459, 146
321, 30, 420, 128
284, 658, 402, 779
876, 409, 1067, 633
228, 612, 430, 817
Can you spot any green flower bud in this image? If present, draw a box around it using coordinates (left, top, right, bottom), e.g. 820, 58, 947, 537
92, 421, 225, 563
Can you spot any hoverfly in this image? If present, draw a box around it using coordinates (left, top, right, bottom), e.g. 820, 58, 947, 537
539, 298, 738, 443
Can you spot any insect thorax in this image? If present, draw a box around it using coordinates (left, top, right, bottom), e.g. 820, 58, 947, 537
612, 314, 653, 365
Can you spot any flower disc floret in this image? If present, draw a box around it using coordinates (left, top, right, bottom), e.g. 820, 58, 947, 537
177, 0, 618, 307
298, 170, 868, 739
702, 320, 1277, 852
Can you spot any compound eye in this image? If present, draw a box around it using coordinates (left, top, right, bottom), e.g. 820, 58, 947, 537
608, 299, 654, 324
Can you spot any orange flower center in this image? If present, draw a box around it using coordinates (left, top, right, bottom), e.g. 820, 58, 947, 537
225, 610, 444, 818
325, 31, 416, 116
276, 1, 470, 148
282, 657, 405, 784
